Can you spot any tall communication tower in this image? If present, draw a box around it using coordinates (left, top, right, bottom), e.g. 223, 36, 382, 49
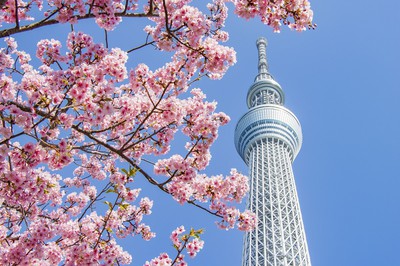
235, 38, 311, 266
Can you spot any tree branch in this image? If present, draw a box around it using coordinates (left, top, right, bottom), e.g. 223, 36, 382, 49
0, 12, 158, 38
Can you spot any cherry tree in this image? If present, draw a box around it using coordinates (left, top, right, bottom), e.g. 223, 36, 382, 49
0, 0, 314, 265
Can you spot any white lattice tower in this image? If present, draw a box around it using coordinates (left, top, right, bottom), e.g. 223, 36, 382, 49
235, 38, 311, 266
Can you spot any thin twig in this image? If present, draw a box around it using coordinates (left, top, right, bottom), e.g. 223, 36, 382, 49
104, 29, 109, 48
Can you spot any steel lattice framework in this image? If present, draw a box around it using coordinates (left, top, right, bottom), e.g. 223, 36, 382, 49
235, 38, 311, 266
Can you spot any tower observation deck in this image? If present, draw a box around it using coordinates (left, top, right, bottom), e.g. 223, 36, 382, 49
235, 38, 311, 266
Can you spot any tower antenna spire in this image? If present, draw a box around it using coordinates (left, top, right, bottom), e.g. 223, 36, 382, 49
255, 37, 273, 81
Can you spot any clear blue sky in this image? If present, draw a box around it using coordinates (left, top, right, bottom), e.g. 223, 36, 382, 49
126, 1, 400, 265
198, 1, 400, 265
9, 0, 400, 265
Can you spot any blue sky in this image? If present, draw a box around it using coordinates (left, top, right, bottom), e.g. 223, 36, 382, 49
206, 1, 400, 265
7, 0, 400, 265
173, 1, 400, 265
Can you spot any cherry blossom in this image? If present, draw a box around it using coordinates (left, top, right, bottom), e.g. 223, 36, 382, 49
146, 226, 204, 265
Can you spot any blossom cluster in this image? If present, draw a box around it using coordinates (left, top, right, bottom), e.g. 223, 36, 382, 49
0, 0, 314, 32
145, 226, 204, 266
233, 0, 315, 32
0, 31, 242, 265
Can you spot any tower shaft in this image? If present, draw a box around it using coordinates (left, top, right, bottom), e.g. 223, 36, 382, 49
241, 139, 310, 266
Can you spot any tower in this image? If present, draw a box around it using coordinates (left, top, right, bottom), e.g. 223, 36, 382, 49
235, 38, 311, 266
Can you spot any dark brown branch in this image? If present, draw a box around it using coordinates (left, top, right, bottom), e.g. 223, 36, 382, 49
14, 0, 19, 30
171, 236, 190, 265
188, 200, 222, 217
126, 40, 156, 54
104, 29, 109, 48
0, 12, 158, 38
71, 124, 164, 189
78, 182, 113, 223
0, 0, 7, 9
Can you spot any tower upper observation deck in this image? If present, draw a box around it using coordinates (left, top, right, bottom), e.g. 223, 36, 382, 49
234, 37, 303, 164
